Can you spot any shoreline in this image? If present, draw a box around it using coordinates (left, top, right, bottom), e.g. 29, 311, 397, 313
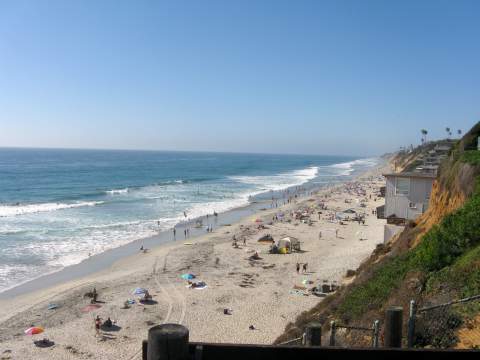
0, 160, 388, 358
0, 162, 374, 299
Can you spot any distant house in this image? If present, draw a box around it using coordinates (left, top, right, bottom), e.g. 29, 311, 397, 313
379, 172, 436, 242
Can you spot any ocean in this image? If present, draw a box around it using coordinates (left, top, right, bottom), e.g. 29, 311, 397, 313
0, 148, 378, 293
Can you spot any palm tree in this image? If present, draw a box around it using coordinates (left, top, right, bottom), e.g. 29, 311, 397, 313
421, 129, 428, 144
446, 127, 451, 138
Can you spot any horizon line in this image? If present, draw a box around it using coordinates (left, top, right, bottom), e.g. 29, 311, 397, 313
0, 145, 379, 159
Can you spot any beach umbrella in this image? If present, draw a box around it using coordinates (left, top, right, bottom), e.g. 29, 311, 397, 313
24, 327, 44, 336
181, 273, 195, 280
80, 304, 102, 313
132, 287, 148, 296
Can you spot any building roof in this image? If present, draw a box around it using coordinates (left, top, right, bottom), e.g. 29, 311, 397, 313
383, 172, 436, 179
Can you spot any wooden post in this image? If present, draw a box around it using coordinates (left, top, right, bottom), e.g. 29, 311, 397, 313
305, 322, 322, 346
194, 344, 203, 360
142, 340, 148, 360
372, 320, 380, 348
147, 324, 189, 360
329, 321, 336, 347
407, 300, 416, 348
384, 306, 403, 348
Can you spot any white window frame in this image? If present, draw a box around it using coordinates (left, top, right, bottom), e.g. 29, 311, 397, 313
395, 177, 410, 196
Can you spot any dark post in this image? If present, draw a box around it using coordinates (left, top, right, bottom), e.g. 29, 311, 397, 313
384, 306, 403, 348
305, 322, 322, 346
142, 340, 148, 360
407, 300, 416, 348
147, 324, 189, 360
329, 321, 336, 346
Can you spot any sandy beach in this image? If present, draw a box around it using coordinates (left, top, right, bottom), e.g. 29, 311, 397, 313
0, 163, 388, 359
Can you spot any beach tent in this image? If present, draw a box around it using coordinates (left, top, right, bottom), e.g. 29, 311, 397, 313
343, 209, 357, 214
277, 237, 300, 253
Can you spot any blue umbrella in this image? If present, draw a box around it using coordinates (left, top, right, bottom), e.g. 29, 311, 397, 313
132, 287, 148, 296
180, 273, 195, 280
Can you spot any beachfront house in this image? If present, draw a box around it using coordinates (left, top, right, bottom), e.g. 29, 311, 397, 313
379, 172, 435, 242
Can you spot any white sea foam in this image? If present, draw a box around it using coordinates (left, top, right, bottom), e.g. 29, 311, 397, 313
184, 193, 252, 221
0, 201, 104, 217
106, 188, 129, 195
230, 166, 319, 192
184, 166, 320, 220
329, 158, 378, 176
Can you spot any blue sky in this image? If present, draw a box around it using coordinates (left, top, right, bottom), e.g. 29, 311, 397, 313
0, 0, 479, 156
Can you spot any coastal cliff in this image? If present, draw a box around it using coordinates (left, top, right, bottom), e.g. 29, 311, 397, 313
276, 122, 480, 348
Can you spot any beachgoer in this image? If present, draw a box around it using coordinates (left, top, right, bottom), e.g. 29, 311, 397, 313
184, 229, 187, 238
95, 315, 102, 336
303, 263, 308, 273
92, 287, 98, 303
140, 245, 144, 251
296, 263, 300, 274
173, 227, 176, 238
104, 317, 113, 328
335, 229, 339, 238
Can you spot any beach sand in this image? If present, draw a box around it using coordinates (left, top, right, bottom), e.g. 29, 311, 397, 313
0, 164, 388, 359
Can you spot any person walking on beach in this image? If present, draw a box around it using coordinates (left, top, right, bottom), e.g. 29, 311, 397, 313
335, 229, 339, 238
173, 227, 176, 239
303, 263, 308, 273
184, 229, 187, 239
296, 263, 300, 274
92, 287, 98, 303
318, 231, 322, 239
94, 315, 102, 337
